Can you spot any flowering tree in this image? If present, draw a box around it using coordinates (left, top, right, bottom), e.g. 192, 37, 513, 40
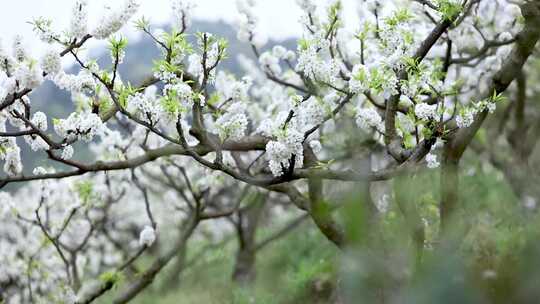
1, 0, 539, 303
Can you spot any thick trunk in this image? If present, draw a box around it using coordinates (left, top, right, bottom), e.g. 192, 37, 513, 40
440, 151, 459, 235
232, 246, 256, 283
232, 194, 265, 284
305, 148, 346, 248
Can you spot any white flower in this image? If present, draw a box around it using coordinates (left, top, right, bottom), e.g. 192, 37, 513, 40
502, 4, 522, 28
33, 18, 58, 44
187, 54, 203, 81
40, 49, 62, 75
3, 146, 22, 176
523, 196, 537, 210
54, 112, 104, 142
167, 82, 193, 107
482, 270, 497, 280
296, 0, 316, 14
499, 31, 513, 42
295, 96, 327, 129
91, 0, 140, 39
127, 92, 161, 124
266, 129, 304, 176
69, 0, 88, 40
23, 112, 50, 150
215, 113, 248, 141
356, 107, 382, 131
285, 50, 296, 61
456, 109, 474, 128
296, 46, 340, 83
14, 63, 43, 90
266, 141, 289, 176
0, 72, 17, 101
236, 0, 259, 44
61, 145, 74, 160
425, 153, 440, 169
215, 72, 252, 102
59, 287, 78, 304
52, 71, 95, 93
139, 225, 156, 247
25, 135, 49, 151
486, 102, 496, 114
12, 35, 26, 62
414, 103, 437, 121
272, 45, 287, 58
31, 112, 48, 131
171, 0, 196, 29
296, 47, 318, 78
259, 52, 281, 75
33, 166, 47, 175
349, 64, 369, 94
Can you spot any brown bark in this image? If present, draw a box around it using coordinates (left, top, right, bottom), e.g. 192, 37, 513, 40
232, 193, 265, 283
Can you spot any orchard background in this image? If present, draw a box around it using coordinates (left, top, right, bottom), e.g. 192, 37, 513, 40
1, 0, 540, 303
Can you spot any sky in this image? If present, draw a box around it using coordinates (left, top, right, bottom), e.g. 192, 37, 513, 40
0, 0, 302, 47
0, 0, 362, 61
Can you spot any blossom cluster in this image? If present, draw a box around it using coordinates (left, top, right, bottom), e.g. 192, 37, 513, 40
91, 0, 140, 39
54, 112, 105, 142
266, 129, 304, 177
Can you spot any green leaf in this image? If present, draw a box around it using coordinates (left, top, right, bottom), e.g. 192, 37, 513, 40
74, 180, 93, 205
99, 271, 123, 289
134, 16, 150, 31
435, 0, 463, 21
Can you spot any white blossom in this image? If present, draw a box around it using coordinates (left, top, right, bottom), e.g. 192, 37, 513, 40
296, 0, 316, 14
296, 43, 340, 83
127, 92, 161, 124
523, 196, 537, 210
3, 146, 22, 176
171, 0, 196, 29
139, 225, 156, 247
166, 82, 193, 107
61, 145, 74, 160
40, 48, 62, 75
259, 52, 281, 75
12, 35, 26, 62
14, 63, 43, 90
0, 72, 17, 101
456, 109, 474, 129
187, 54, 203, 81
215, 102, 249, 141
216, 113, 248, 141
349, 64, 370, 94
266, 129, 304, 176
414, 103, 438, 121
33, 166, 47, 175
31, 111, 48, 131
54, 112, 104, 142
426, 153, 440, 169
236, 0, 264, 46
52, 71, 95, 94
69, 0, 88, 40
91, 0, 140, 39
25, 135, 49, 151
272, 45, 287, 59
356, 107, 382, 131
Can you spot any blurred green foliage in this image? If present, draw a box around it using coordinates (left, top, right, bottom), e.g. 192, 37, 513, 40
94, 155, 540, 303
